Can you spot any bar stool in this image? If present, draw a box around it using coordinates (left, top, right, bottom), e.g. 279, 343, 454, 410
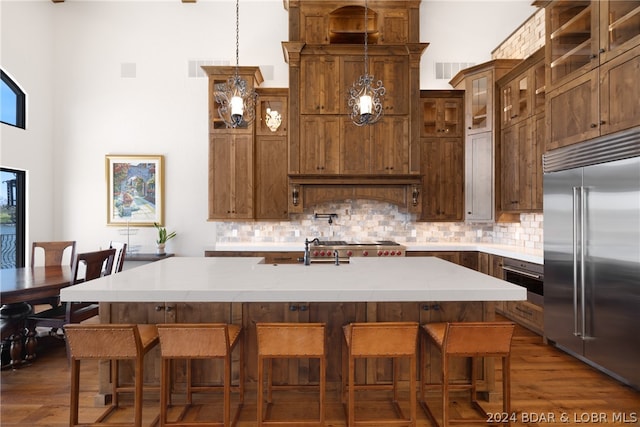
256, 322, 326, 426
64, 323, 159, 427
342, 322, 419, 427
420, 322, 515, 427
156, 323, 244, 427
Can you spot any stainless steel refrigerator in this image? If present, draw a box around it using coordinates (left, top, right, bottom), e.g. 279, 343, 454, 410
543, 130, 640, 390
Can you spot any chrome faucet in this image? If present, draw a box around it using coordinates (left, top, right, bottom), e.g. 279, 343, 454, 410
303, 238, 320, 266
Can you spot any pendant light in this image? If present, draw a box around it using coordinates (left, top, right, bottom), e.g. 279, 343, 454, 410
347, 0, 385, 126
214, 0, 257, 128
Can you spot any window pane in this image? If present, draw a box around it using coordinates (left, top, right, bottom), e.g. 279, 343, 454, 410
1, 80, 18, 125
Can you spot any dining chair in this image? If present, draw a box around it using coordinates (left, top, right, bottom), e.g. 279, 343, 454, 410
29, 241, 77, 308
25, 248, 117, 361
31, 241, 76, 268
109, 241, 127, 273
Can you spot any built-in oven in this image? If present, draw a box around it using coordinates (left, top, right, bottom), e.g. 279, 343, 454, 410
502, 258, 544, 307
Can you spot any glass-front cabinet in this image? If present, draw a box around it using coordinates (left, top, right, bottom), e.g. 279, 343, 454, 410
421, 94, 463, 138
547, 0, 597, 87
547, 0, 640, 87
600, 1, 640, 63
467, 71, 492, 134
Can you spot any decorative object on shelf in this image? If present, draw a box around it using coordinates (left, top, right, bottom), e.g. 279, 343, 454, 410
412, 184, 420, 206
213, 0, 257, 128
264, 106, 282, 132
106, 155, 164, 226
347, 0, 385, 126
291, 184, 300, 206
154, 222, 176, 255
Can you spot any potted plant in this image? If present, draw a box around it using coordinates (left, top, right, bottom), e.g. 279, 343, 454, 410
154, 222, 176, 255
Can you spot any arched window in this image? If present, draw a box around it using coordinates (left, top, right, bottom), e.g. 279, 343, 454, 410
1, 69, 26, 129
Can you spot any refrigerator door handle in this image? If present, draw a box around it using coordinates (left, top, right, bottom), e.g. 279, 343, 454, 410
580, 186, 588, 340
572, 187, 581, 337
573, 186, 581, 337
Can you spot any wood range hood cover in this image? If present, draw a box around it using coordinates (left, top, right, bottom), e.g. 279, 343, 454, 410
288, 174, 422, 214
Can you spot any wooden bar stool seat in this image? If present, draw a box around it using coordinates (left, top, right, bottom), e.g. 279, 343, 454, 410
157, 323, 244, 427
256, 322, 326, 426
65, 323, 160, 427
420, 321, 515, 427
342, 322, 419, 427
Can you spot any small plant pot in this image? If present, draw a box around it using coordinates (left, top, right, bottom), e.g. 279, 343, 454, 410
156, 243, 166, 255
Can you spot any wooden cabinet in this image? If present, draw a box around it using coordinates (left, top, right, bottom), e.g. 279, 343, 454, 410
291, 2, 417, 45
546, 44, 640, 150
255, 136, 288, 220
419, 91, 464, 222
420, 91, 464, 138
497, 48, 545, 213
300, 115, 341, 174
209, 133, 254, 219
300, 56, 341, 114
420, 137, 463, 221
204, 66, 293, 221
450, 60, 520, 223
255, 89, 289, 220
342, 116, 409, 174
544, 1, 640, 150
465, 131, 494, 221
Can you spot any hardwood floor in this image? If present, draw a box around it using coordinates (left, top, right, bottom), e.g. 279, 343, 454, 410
2, 320, 638, 426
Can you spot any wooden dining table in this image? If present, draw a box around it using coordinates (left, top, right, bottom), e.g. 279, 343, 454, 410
1, 266, 72, 368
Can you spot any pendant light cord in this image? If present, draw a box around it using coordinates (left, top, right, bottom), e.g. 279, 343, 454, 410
363, 0, 368, 75
235, 0, 240, 79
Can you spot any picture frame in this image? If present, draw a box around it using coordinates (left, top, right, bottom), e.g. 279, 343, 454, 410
106, 155, 164, 226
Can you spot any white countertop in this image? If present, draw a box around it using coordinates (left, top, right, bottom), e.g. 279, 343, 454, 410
61, 256, 526, 303
207, 242, 544, 264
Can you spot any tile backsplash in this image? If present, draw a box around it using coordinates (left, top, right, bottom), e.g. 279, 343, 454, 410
215, 200, 543, 250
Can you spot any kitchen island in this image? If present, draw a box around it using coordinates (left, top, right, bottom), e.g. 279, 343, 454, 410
61, 256, 526, 399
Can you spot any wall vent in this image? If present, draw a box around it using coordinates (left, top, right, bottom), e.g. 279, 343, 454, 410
435, 62, 475, 80
188, 59, 230, 78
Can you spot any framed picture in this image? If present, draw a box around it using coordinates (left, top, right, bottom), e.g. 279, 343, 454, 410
106, 155, 164, 226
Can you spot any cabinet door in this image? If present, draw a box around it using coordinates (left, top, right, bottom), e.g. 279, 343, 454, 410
598, 1, 640, 64
302, 12, 329, 44
378, 9, 408, 44
546, 69, 599, 151
501, 72, 530, 129
341, 118, 371, 174
255, 136, 288, 219
546, 0, 598, 88
370, 56, 409, 115
465, 131, 493, 221
421, 97, 463, 138
256, 93, 287, 136
501, 120, 533, 212
371, 116, 409, 174
209, 133, 254, 219
300, 115, 341, 174
300, 56, 340, 114
421, 137, 463, 221
465, 70, 494, 134
599, 44, 640, 137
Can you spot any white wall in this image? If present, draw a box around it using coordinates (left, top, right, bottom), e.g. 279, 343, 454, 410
1, 0, 537, 257
0, 1, 56, 249
420, 0, 536, 89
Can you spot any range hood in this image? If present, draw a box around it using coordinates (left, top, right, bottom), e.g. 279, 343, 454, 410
288, 174, 422, 214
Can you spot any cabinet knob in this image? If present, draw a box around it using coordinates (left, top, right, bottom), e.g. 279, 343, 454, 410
289, 305, 298, 311
155, 305, 165, 311
165, 306, 174, 312
590, 123, 598, 128
600, 120, 606, 125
